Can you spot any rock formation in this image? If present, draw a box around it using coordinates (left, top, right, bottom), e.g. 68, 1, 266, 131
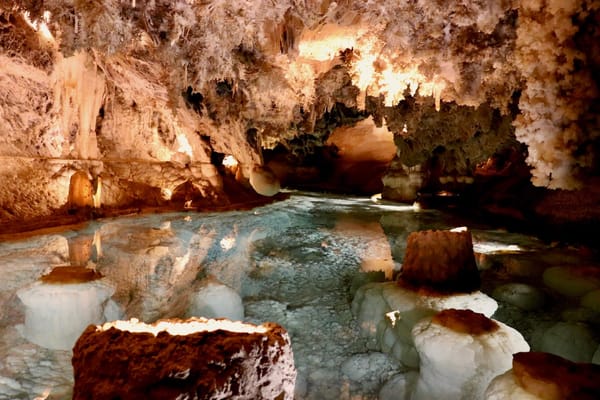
400, 228, 481, 293
0, 1, 599, 236
485, 351, 600, 400
71, 318, 296, 400
412, 309, 529, 400
17, 266, 116, 350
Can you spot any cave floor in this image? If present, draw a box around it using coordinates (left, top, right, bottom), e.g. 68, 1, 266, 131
0, 191, 598, 399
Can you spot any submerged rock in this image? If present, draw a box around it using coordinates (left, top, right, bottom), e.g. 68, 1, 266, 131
492, 283, 545, 311
543, 266, 600, 297
531, 321, 598, 363
187, 278, 244, 321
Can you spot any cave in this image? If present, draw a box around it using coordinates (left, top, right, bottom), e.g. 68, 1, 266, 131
0, 1, 599, 399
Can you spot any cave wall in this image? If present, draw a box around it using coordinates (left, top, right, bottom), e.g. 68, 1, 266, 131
0, 0, 598, 229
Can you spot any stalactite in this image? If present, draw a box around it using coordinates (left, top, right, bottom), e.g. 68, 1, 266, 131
52, 51, 105, 160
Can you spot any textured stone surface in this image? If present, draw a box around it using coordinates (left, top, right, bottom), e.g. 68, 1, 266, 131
412, 310, 529, 400
511, 352, 600, 400
401, 229, 480, 292
1, 0, 599, 230
72, 318, 296, 400
352, 281, 497, 367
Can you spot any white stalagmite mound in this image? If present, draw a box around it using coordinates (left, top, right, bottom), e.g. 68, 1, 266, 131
352, 281, 498, 367
412, 309, 530, 400
17, 278, 115, 350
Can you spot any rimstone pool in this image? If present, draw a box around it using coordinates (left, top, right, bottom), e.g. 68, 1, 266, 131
0, 192, 598, 399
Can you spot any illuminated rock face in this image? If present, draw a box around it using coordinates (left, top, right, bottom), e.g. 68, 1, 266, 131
1, 1, 599, 228
380, 100, 515, 201
72, 318, 296, 400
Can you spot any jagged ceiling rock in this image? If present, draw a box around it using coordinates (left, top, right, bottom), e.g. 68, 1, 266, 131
0, 0, 598, 229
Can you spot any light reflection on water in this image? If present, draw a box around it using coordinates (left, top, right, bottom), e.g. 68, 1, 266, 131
0, 192, 598, 399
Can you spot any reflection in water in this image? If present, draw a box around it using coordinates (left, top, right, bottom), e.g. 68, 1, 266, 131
17, 277, 115, 350
187, 277, 244, 321
0, 192, 598, 399
333, 217, 395, 279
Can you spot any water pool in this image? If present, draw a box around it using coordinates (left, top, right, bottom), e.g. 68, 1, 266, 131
0, 192, 598, 399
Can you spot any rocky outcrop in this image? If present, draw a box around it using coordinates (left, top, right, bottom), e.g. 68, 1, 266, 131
379, 98, 516, 201
71, 318, 296, 400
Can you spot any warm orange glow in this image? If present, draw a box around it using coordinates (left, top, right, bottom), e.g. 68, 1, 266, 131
93, 230, 102, 258
298, 24, 363, 62
33, 388, 51, 400
99, 318, 268, 336
161, 188, 173, 200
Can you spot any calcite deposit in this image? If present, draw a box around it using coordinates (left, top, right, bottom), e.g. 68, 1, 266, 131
1, 0, 599, 233
71, 318, 297, 400
412, 309, 529, 400
485, 351, 600, 400
400, 228, 481, 292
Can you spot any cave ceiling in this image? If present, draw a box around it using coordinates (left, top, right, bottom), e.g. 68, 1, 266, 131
0, 0, 599, 228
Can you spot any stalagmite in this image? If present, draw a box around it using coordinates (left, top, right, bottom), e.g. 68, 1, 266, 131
72, 318, 297, 400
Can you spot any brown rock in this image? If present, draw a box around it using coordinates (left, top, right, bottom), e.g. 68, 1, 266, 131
72, 318, 296, 400
512, 351, 600, 400
68, 171, 95, 209
40, 266, 102, 284
400, 228, 480, 293
431, 309, 499, 335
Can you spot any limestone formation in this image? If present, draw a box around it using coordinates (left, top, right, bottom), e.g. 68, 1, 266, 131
412, 309, 529, 400
17, 268, 115, 350
72, 318, 297, 400
68, 171, 95, 210
249, 166, 281, 197
0, 1, 599, 233
352, 281, 497, 367
485, 352, 600, 400
400, 228, 481, 293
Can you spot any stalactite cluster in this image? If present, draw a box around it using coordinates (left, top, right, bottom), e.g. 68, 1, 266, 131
0, 0, 598, 227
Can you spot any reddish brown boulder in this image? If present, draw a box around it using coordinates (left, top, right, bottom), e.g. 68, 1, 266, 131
512, 351, 600, 400
400, 228, 480, 293
72, 318, 296, 400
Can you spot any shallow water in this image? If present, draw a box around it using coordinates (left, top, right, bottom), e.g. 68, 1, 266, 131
0, 191, 598, 399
